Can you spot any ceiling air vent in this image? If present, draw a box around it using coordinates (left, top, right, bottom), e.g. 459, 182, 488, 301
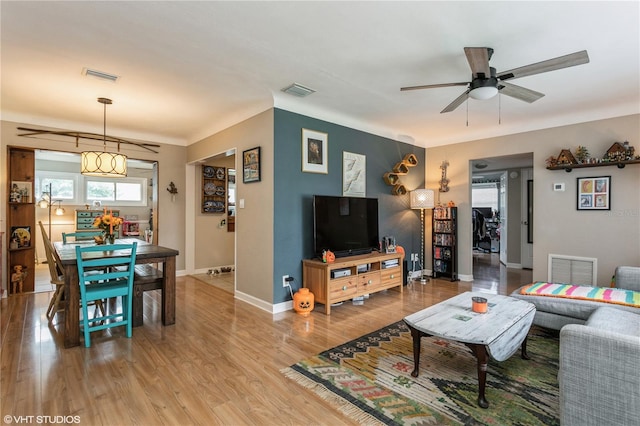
281, 83, 315, 97
82, 67, 120, 83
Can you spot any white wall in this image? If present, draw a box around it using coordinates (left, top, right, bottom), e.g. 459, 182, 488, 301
187, 109, 275, 303
426, 114, 640, 285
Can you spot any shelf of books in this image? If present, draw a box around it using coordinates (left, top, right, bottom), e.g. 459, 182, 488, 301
432, 206, 458, 281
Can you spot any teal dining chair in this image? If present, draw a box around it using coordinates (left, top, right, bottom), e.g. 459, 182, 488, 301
75, 242, 137, 347
62, 231, 104, 243
40, 221, 105, 322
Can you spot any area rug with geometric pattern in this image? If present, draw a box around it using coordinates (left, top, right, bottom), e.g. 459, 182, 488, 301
282, 321, 559, 425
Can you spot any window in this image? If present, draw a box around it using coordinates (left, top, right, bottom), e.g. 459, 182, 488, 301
85, 177, 147, 207
35, 171, 80, 204
472, 182, 499, 211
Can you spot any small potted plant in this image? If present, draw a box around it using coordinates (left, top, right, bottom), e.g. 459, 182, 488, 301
574, 146, 590, 163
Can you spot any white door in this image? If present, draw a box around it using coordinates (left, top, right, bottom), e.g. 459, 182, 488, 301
499, 171, 508, 265
520, 168, 533, 269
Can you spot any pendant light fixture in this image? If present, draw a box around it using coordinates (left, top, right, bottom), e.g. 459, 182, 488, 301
81, 97, 127, 177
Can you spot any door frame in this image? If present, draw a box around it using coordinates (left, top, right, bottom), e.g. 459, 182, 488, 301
520, 168, 534, 269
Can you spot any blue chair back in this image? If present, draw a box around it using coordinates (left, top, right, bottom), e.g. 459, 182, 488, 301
63, 231, 104, 243
75, 242, 137, 347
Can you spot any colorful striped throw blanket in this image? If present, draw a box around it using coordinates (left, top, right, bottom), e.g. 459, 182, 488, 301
520, 282, 640, 308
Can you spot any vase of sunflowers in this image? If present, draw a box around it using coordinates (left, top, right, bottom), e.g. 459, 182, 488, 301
93, 210, 123, 244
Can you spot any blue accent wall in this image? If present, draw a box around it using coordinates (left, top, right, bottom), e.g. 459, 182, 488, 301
273, 108, 425, 303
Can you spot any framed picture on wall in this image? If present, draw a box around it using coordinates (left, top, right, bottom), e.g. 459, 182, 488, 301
302, 128, 328, 173
243, 147, 261, 183
342, 151, 366, 197
577, 176, 610, 210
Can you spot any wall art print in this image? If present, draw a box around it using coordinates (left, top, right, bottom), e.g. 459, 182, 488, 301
577, 176, 610, 210
342, 151, 366, 197
302, 128, 328, 174
243, 147, 261, 183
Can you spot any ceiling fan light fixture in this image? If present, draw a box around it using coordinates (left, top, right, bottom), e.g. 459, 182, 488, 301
469, 86, 498, 100
81, 98, 127, 178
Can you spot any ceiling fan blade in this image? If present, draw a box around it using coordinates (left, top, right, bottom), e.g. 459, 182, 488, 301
497, 50, 589, 81
498, 81, 545, 103
441, 90, 471, 113
464, 47, 492, 78
400, 82, 468, 91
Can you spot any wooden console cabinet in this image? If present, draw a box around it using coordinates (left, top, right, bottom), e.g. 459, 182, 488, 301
302, 251, 404, 315
75, 209, 120, 239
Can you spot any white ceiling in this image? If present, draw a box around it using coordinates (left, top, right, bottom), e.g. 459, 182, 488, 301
2, 1, 638, 148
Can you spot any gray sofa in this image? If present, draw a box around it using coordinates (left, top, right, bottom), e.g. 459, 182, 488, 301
513, 266, 640, 426
511, 266, 640, 330
559, 307, 640, 426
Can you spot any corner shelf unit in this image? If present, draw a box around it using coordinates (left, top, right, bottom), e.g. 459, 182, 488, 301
302, 251, 404, 315
432, 206, 458, 281
547, 159, 640, 172
6, 147, 36, 294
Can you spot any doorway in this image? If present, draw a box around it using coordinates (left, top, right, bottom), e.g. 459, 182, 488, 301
470, 153, 533, 282
33, 149, 159, 292
188, 150, 236, 294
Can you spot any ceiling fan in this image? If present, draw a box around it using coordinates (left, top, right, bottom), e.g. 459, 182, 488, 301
401, 47, 589, 113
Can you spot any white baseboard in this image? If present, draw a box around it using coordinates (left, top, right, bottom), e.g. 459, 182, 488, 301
235, 290, 280, 314
273, 300, 293, 314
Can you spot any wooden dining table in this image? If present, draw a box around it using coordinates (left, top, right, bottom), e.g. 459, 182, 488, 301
54, 238, 179, 348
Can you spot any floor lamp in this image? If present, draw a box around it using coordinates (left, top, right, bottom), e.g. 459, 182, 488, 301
39, 183, 65, 242
410, 189, 435, 284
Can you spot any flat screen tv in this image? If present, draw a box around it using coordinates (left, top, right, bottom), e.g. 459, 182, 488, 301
313, 195, 379, 258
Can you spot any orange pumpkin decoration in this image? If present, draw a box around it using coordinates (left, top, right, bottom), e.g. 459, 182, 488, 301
293, 288, 315, 316
447, 200, 456, 207
323, 250, 336, 263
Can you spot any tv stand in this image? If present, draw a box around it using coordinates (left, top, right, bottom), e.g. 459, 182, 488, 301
303, 251, 404, 315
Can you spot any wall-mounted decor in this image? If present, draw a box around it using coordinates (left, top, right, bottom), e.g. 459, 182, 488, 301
342, 151, 366, 197
439, 160, 450, 192
202, 165, 226, 213
167, 181, 178, 202
547, 142, 638, 172
302, 128, 328, 173
382, 153, 418, 195
577, 176, 610, 210
242, 147, 261, 183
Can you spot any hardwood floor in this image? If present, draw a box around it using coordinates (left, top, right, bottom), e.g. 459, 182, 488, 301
1, 258, 530, 425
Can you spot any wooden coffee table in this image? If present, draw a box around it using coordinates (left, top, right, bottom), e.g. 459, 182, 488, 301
403, 292, 536, 408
